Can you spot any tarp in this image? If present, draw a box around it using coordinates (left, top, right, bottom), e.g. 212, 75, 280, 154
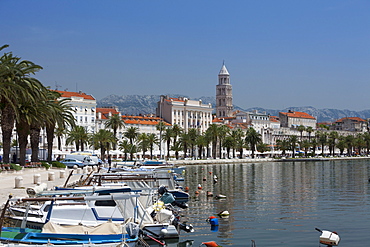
42, 221, 125, 234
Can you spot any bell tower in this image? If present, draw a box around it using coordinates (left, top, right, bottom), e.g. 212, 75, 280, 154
216, 62, 233, 117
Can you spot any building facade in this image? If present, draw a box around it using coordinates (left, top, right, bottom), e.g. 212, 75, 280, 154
279, 110, 316, 129
157, 95, 213, 133
216, 63, 233, 118
331, 117, 367, 132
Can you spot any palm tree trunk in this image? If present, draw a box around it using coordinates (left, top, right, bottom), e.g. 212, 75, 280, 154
30, 126, 40, 162
16, 122, 29, 166
1, 104, 15, 163
46, 124, 55, 162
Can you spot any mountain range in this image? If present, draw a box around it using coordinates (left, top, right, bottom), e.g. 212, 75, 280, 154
97, 94, 370, 123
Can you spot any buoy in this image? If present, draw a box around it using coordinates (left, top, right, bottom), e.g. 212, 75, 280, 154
203, 176, 207, 181
315, 228, 340, 246
209, 171, 212, 174
218, 210, 230, 216
184, 186, 189, 192
198, 184, 202, 189
202, 241, 219, 247
207, 191, 214, 197
207, 216, 219, 226
215, 194, 227, 199
160, 227, 168, 235
195, 190, 199, 194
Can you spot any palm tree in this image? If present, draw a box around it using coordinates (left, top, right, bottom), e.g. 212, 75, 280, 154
180, 132, 191, 159
288, 135, 298, 158
171, 141, 182, 160
195, 134, 207, 159
161, 128, 173, 159
172, 124, 182, 147
105, 114, 124, 150
90, 129, 116, 161
245, 127, 262, 158
0, 48, 44, 163
316, 131, 328, 156
363, 132, 370, 155
306, 127, 314, 141
187, 128, 198, 158
223, 136, 234, 159
146, 133, 159, 159
276, 139, 290, 156
206, 124, 219, 158
297, 125, 306, 141
124, 127, 139, 145
231, 129, 244, 158
118, 139, 130, 161
66, 126, 89, 151
45, 91, 75, 162
344, 134, 354, 156
300, 140, 311, 157
218, 125, 230, 158
337, 136, 346, 155
137, 133, 149, 158
327, 131, 339, 156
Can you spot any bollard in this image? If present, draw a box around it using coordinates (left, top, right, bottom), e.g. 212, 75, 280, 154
77, 168, 82, 174
59, 170, 65, 179
48, 172, 55, 181
83, 166, 88, 174
73, 165, 78, 169
15, 176, 23, 188
93, 166, 98, 172
33, 174, 41, 184
87, 166, 92, 173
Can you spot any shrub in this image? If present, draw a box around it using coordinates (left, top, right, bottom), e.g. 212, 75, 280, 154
10, 163, 22, 171
51, 161, 66, 168
40, 161, 50, 170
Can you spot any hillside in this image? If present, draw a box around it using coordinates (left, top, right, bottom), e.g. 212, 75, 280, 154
97, 94, 370, 123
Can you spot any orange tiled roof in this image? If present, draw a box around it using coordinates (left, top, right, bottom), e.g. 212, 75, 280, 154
269, 116, 279, 122
165, 97, 185, 103
97, 108, 120, 115
335, 117, 366, 123
280, 111, 315, 120
55, 90, 95, 100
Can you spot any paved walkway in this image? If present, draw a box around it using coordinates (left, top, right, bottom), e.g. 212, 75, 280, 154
0, 168, 81, 204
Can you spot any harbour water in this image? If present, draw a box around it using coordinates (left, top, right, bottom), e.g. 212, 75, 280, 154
173, 159, 370, 246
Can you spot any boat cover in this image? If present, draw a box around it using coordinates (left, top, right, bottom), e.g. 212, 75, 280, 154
42, 221, 126, 234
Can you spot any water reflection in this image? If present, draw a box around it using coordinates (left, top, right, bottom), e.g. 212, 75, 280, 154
173, 159, 370, 247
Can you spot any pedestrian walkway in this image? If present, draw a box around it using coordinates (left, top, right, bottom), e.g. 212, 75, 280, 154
0, 167, 81, 204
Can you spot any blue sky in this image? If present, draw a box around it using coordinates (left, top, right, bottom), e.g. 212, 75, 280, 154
2, 0, 370, 111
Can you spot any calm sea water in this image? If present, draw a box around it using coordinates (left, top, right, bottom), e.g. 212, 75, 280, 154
167, 159, 370, 247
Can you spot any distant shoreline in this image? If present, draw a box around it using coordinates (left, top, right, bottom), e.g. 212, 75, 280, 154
170, 156, 370, 166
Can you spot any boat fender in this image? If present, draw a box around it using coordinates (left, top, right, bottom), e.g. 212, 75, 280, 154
207, 216, 219, 226
202, 241, 220, 247
316, 228, 340, 246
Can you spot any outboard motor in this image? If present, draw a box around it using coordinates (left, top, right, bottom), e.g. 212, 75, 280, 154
315, 228, 340, 246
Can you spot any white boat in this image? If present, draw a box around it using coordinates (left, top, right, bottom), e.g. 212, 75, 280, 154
7, 188, 184, 239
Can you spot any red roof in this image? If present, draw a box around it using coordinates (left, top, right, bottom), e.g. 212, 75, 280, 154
280, 111, 315, 120
55, 90, 95, 100
335, 117, 366, 123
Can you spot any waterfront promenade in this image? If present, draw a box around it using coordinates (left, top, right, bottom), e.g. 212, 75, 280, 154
0, 167, 79, 204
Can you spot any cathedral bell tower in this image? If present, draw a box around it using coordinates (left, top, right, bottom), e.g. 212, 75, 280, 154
216, 62, 233, 118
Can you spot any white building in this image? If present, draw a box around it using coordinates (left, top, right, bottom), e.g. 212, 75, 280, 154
157, 95, 213, 133
56, 90, 97, 134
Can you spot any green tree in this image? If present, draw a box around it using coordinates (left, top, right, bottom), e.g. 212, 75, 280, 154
218, 125, 230, 158
124, 127, 139, 145
90, 129, 116, 161
206, 124, 219, 158
138, 133, 149, 158
146, 133, 159, 159
223, 136, 234, 159
188, 128, 198, 158
66, 126, 89, 151
345, 134, 355, 156
161, 128, 173, 159
306, 126, 314, 141
0, 47, 45, 164
316, 131, 328, 156
288, 135, 298, 158
297, 125, 306, 141
105, 114, 124, 150
276, 139, 290, 156
327, 131, 339, 156
245, 127, 262, 159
